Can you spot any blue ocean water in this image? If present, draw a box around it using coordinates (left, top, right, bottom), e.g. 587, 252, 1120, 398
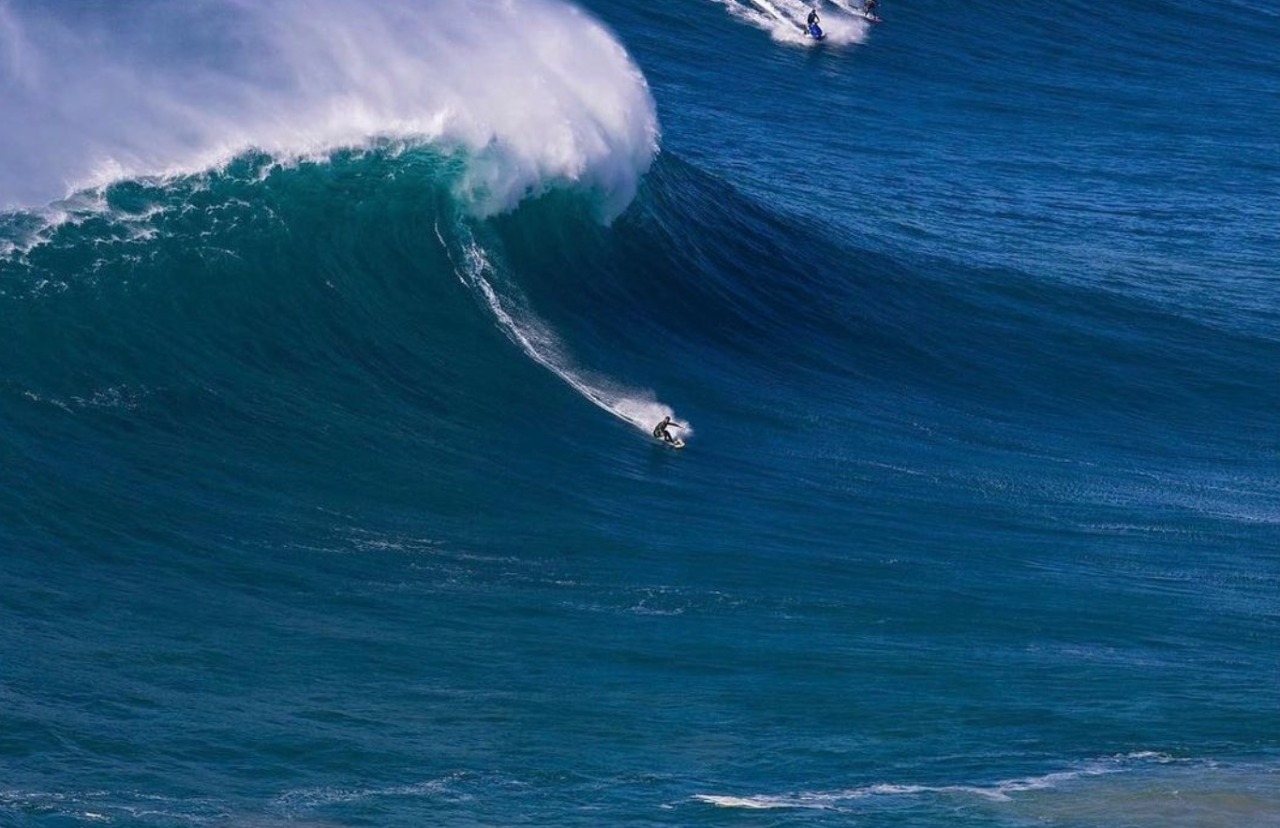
2, 0, 1278, 825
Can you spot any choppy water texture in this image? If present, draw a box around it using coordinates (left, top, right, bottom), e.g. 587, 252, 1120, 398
2, 0, 1278, 826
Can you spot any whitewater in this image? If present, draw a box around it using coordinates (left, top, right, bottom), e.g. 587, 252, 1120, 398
0, 0, 657, 217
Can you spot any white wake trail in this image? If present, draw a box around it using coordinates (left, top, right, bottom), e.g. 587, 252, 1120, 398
439, 222, 690, 442
708, 0, 871, 45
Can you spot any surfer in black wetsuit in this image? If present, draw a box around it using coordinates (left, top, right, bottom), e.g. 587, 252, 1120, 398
653, 416, 683, 444
862, 0, 878, 16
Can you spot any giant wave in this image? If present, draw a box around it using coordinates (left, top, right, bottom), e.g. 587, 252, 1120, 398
0, 0, 694, 441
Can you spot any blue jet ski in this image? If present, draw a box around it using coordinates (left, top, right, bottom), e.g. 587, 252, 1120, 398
807, 21, 826, 39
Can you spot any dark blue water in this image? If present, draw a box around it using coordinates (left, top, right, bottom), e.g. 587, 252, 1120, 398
2, 1, 1278, 825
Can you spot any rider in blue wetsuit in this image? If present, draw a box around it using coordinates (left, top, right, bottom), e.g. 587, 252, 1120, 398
806, 6, 824, 37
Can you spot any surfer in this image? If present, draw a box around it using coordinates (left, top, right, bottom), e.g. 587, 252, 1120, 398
862, 0, 878, 16
653, 416, 684, 445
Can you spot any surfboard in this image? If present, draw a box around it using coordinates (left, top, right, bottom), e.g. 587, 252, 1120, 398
656, 436, 686, 450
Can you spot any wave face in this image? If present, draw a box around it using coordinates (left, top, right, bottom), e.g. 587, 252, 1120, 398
3, 0, 1279, 826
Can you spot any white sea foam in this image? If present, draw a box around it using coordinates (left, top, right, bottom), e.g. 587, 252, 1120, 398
0, 0, 658, 219
694, 758, 1136, 811
694, 753, 1280, 824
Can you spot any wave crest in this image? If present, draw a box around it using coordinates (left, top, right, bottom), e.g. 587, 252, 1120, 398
0, 0, 658, 219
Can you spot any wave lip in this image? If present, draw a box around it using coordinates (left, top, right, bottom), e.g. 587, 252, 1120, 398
0, 0, 659, 219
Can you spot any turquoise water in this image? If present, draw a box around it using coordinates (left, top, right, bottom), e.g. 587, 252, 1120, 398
2, 1, 1278, 825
